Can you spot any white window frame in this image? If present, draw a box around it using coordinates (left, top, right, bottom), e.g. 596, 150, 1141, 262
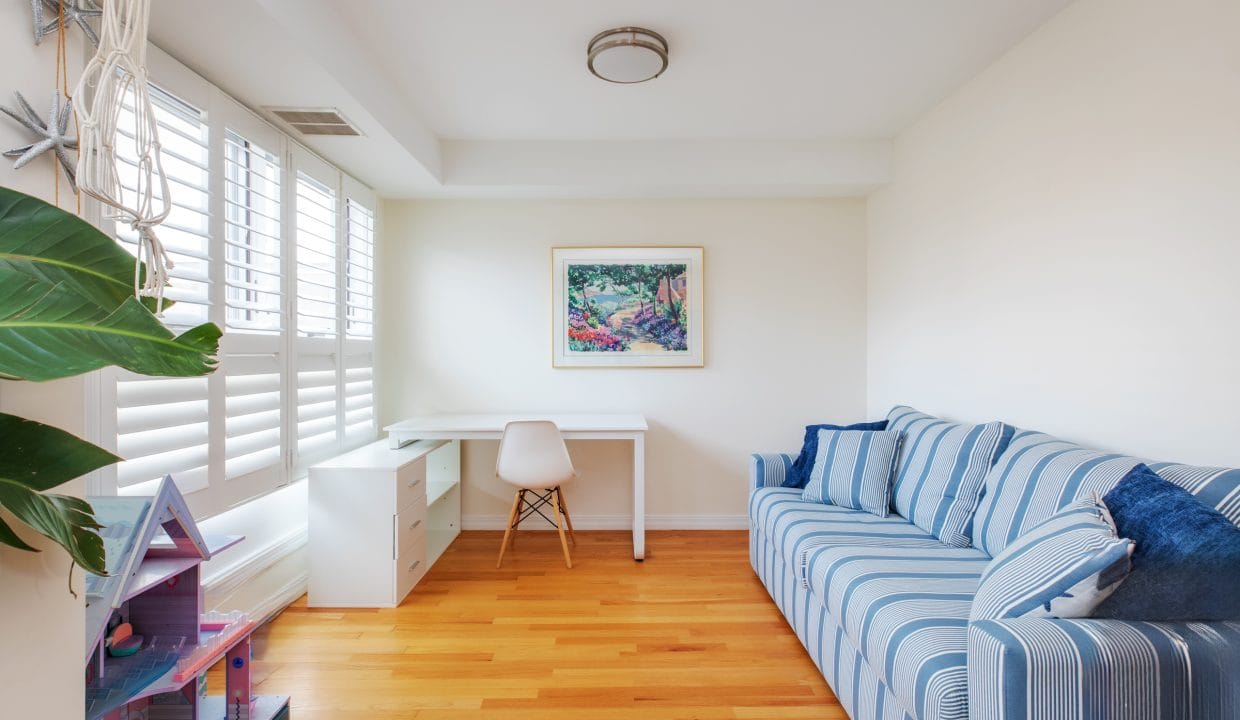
90, 46, 378, 519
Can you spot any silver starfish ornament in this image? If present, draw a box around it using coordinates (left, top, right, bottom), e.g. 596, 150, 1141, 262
2, 92, 79, 188
34, 0, 101, 48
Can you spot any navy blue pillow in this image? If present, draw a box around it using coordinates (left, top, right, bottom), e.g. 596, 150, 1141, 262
1094, 463, 1240, 621
783, 420, 888, 489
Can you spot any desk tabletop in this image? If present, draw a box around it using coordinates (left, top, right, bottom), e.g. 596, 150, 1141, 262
385, 413, 648, 434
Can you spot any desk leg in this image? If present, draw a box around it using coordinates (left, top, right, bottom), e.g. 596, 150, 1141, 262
633, 433, 645, 560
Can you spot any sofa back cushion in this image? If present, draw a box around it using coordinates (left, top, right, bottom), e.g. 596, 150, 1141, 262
974, 431, 1240, 557
972, 430, 1143, 556
886, 406, 1013, 548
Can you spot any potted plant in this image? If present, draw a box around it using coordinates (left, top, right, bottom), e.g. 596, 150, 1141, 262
0, 186, 221, 577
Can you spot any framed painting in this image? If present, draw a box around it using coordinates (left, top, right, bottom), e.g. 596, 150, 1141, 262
552, 246, 704, 368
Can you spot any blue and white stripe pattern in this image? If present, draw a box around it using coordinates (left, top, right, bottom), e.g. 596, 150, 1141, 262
971, 431, 1144, 556
802, 429, 903, 517
750, 487, 947, 589
750, 452, 795, 490
886, 406, 1012, 548
972, 431, 1240, 556
749, 443, 1240, 720
750, 514, 917, 720
806, 544, 990, 720
969, 618, 1240, 719
971, 496, 1134, 621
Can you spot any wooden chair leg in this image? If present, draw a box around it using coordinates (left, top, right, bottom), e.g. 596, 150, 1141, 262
551, 489, 572, 569
510, 490, 526, 549
556, 486, 576, 546
496, 490, 522, 568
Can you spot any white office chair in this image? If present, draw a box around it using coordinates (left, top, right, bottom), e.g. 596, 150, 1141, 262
495, 420, 577, 569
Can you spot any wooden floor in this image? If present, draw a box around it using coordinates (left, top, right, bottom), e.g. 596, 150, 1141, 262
228, 530, 841, 719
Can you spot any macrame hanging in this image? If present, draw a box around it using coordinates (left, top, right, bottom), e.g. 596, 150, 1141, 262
73, 0, 173, 312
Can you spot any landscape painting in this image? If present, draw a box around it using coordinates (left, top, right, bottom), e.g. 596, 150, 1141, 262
553, 247, 704, 367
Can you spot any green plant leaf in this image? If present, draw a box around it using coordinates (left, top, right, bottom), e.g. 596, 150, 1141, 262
0, 285, 222, 381
0, 186, 165, 314
0, 413, 119, 492
0, 486, 106, 574
0, 414, 114, 574
0, 514, 38, 552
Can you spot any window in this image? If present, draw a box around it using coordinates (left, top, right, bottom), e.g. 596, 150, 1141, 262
96, 60, 378, 519
294, 169, 341, 467
343, 199, 376, 442
222, 130, 284, 494
110, 84, 213, 500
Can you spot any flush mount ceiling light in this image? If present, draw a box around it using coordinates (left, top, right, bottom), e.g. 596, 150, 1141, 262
587, 27, 669, 84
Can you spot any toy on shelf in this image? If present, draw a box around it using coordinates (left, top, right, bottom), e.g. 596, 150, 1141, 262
84, 476, 291, 720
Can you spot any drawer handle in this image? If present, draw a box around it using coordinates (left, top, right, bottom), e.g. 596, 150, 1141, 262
408, 478, 423, 489
409, 519, 422, 530
409, 560, 421, 572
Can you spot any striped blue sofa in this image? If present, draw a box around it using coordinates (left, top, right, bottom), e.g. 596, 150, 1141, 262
749, 423, 1240, 720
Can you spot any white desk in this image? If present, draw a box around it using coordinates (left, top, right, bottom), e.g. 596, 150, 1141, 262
384, 413, 649, 560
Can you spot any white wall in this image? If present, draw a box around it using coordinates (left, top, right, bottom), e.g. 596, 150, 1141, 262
0, 7, 88, 717
378, 199, 868, 526
867, 0, 1240, 465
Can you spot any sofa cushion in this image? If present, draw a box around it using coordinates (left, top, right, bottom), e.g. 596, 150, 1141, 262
784, 420, 889, 489
970, 495, 1133, 621
801, 428, 903, 517
1094, 464, 1240, 621
971, 430, 1143, 556
885, 406, 1012, 548
749, 487, 946, 573
804, 545, 990, 720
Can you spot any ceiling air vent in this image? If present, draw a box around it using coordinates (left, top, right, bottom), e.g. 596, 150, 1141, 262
266, 107, 361, 136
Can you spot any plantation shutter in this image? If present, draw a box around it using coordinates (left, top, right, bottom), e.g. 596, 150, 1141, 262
294, 158, 342, 467
110, 83, 214, 501
221, 126, 286, 503
343, 197, 376, 443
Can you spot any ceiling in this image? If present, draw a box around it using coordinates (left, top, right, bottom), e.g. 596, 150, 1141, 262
149, 0, 1072, 198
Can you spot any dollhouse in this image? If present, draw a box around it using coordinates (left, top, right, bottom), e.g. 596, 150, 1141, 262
84, 477, 290, 720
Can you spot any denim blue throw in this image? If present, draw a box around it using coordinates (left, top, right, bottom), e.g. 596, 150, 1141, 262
1094, 463, 1240, 621
783, 420, 887, 489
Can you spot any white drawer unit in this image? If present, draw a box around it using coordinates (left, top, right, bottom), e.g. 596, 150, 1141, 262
308, 439, 461, 607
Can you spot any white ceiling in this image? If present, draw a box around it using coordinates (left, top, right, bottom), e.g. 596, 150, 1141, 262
343, 0, 1070, 141
149, 0, 1072, 198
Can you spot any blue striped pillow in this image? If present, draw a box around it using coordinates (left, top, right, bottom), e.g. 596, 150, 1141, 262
886, 406, 1013, 547
801, 429, 902, 517
970, 495, 1134, 621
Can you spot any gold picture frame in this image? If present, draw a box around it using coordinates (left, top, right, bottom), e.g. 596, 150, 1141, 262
551, 246, 704, 368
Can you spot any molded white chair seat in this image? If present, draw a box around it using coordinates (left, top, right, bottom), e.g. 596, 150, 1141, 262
495, 420, 577, 568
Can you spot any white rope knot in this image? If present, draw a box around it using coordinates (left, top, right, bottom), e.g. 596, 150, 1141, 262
133, 223, 172, 316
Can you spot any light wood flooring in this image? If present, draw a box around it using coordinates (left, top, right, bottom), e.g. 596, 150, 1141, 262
224, 530, 842, 719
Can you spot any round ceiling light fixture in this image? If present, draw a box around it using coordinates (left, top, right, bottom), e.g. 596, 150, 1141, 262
587, 27, 669, 84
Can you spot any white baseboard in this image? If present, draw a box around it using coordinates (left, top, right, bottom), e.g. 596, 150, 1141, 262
462, 513, 748, 531
249, 570, 309, 624
204, 526, 308, 621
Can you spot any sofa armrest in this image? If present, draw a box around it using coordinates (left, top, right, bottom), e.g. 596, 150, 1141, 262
749, 453, 795, 490
968, 618, 1240, 720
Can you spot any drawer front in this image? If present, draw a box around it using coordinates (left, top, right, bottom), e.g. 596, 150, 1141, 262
396, 536, 428, 603
395, 457, 427, 510
395, 495, 428, 557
